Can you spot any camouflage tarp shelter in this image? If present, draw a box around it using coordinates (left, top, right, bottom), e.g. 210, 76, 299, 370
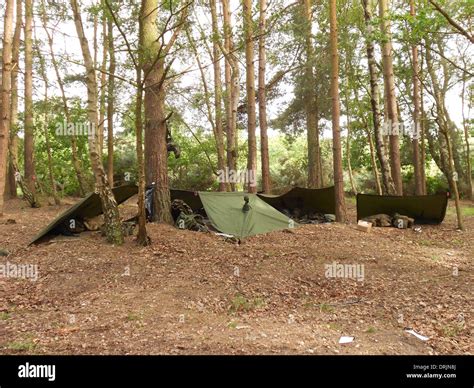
257, 186, 336, 215
356, 193, 448, 224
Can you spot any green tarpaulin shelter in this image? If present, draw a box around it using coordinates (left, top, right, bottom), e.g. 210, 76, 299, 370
199, 191, 295, 239
30, 185, 296, 244
257, 186, 335, 215
356, 193, 448, 224
29, 184, 139, 245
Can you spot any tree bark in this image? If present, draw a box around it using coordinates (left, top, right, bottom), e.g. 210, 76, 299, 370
303, 0, 321, 189
24, 0, 40, 207
5, 0, 22, 200
98, 15, 107, 159
210, 0, 227, 192
243, 0, 257, 193
461, 68, 472, 200
362, 0, 395, 195
70, 0, 124, 244
222, 0, 239, 190
343, 62, 357, 195
142, 0, 173, 223
107, 16, 115, 186
135, 8, 149, 245
258, 0, 271, 193
329, 0, 346, 222
379, 0, 403, 195
0, 0, 15, 216
410, 0, 425, 195
365, 122, 383, 195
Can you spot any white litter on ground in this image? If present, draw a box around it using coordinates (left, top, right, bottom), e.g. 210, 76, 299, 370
405, 329, 429, 341
339, 336, 354, 344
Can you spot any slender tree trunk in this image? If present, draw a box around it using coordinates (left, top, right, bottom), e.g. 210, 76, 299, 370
419, 49, 427, 194
24, 0, 40, 207
420, 102, 427, 194
343, 65, 357, 195
410, 0, 424, 195
142, 0, 173, 223
222, 0, 239, 190
329, 0, 346, 221
461, 72, 472, 200
210, 0, 227, 192
135, 9, 149, 245
346, 125, 357, 195
303, 0, 321, 189
98, 15, 107, 159
5, 0, 22, 200
379, 0, 403, 195
243, 0, 257, 193
6, 48, 35, 208
0, 0, 15, 215
362, 0, 395, 195
70, 0, 124, 244
40, 0, 87, 196
107, 17, 115, 186
258, 0, 271, 193
365, 123, 383, 195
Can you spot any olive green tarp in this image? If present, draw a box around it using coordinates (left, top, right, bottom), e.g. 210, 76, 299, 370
257, 186, 336, 215
30, 185, 296, 244
356, 193, 448, 224
29, 184, 139, 245
198, 192, 296, 239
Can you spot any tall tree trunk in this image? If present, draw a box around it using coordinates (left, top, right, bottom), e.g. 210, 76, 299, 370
24, 0, 40, 207
410, 0, 424, 195
0, 0, 15, 215
222, 0, 239, 190
70, 0, 124, 244
5, 0, 22, 200
461, 72, 472, 200
98, 16, 107, 160
107, 16, 115, 186
329, 0, 346, 222
362, 0, 395, 195
210, 0, 227, 192
379, 0, 403, 195
419, 46, 427, 194
142, 0, 173, 223
343, 64, 357, 195
420, 98, 427, 194
243, 0, 257, 193
365, 122, 383, 195
303, 0, 321, 189
135, 10, 149, 245
258, 0, 271, 193
40, 0, 87, 196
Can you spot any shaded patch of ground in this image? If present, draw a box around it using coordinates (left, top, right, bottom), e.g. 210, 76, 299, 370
0, 197, 472, 355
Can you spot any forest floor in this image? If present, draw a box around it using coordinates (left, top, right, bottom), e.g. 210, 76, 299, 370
0, 195, 472, 355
